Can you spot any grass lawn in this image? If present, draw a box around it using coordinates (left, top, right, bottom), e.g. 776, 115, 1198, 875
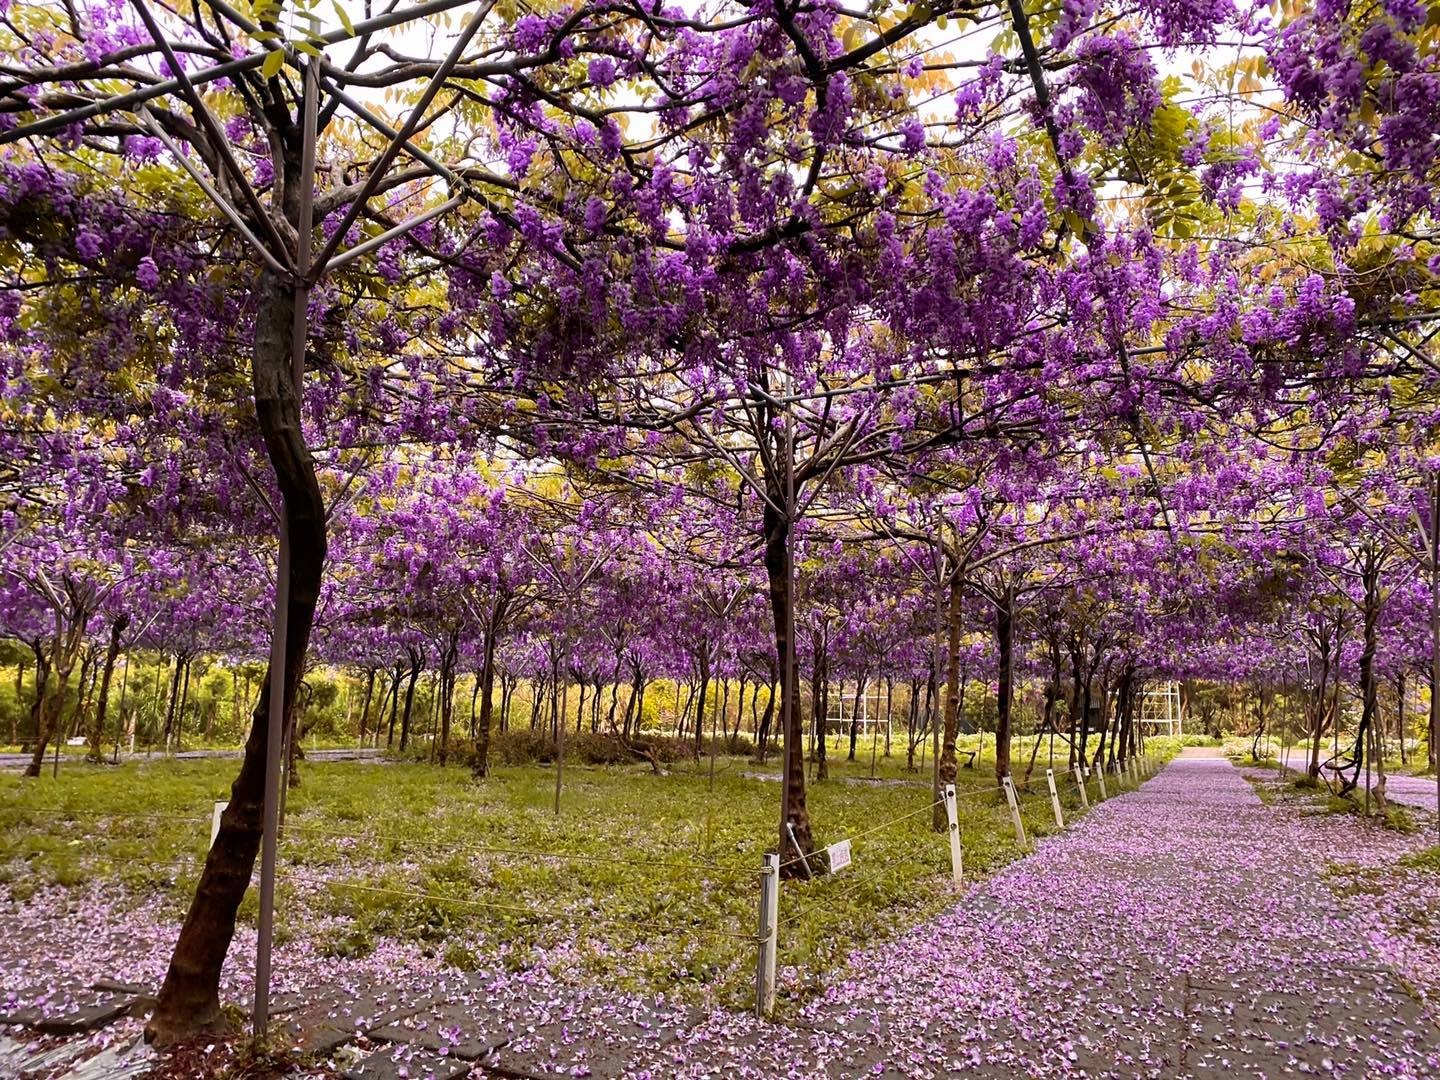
0, 735, 1160, 1013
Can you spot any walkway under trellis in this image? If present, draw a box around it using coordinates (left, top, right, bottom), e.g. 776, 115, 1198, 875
3, 751, 1438, 1078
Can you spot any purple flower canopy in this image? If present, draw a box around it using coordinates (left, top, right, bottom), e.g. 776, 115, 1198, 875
0, 0, 1437, 1046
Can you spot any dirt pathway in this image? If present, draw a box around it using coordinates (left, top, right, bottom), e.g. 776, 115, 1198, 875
654, 753, 1440, 1077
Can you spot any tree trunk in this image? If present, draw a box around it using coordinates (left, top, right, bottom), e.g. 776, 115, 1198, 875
764, 496, 814, 876
694, 654, 710, 755
24, 623, 81, 777
386, 665, 401, 747
23, 639, 49, 755
399, 651, 421, 752
994, 585, 1015, 783
1067, 638, 1083, 769
147, 272, 328, 1044
88, 615, 129, 762
811, 633, 830, 782
1397, 674, 1408, 766
729, 679, 742, 749
905, 675, 919, 771
500, 671, 514, 733
847, 676, 863, 761
162, 654, 184, 750
756, 672, 776, 761
1342, 555, 1383, 800
358, 668, 376, 746
438, 629, 459, 766
473, 624, 499, 779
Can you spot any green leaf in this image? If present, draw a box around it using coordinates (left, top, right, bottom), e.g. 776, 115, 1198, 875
332, 0, 355, 35
261, 47, 286, 79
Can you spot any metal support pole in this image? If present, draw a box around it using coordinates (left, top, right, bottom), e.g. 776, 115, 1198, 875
1001, 775, 1027, 848
776, 404, 799, 875
326, 194, 464, 271
755, 853, 778, 1016
254, 61, 317, 1040
0, 0, 479, 145
943, 784, 963, 888
1045, 769, 1064, 827
254, 523, 290, 1040
311, 3, 490, 273
1431, 472, 1440, 842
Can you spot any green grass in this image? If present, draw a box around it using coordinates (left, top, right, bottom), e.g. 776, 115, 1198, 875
1399, 846, 1440, 873
0, 741, 1158, 1012
1244, 771, 1421, 833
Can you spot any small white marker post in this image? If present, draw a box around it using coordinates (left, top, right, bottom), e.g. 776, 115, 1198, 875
1001, 775, 1027, 848
943, 784, 963, 889
1075, 766, 1090, 809
210, 800, 228, 848
755, 853, 779, 1017
1045, 769, 1065, 828
1095, 764, 1108, 800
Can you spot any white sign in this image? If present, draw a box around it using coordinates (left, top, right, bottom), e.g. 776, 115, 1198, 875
827, 839, 852, 874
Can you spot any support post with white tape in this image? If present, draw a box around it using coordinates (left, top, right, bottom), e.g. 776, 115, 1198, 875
1045, 769, 1064, 828
1001, 775, 1028, 848
943, 784, 963, 889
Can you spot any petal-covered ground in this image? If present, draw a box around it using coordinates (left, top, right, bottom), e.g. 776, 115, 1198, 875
4, 751, 1440, 1078
630, 751, 1440, 1078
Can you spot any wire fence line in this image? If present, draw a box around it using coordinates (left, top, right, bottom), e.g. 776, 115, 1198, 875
279, 819, 757, 878
776, 796, 948, 874
288, 874, 761, 944
4, 752, 1163, 1018
778, 755, 1154, 904
0, 805, 213, 826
